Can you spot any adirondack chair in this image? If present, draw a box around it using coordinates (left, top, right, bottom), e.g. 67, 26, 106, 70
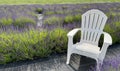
66, 9, 112, 70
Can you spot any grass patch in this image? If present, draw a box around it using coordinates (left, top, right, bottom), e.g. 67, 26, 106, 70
0, 0, 120, 4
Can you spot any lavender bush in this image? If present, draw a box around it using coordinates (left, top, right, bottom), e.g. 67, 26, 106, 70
0, 28, 68, 64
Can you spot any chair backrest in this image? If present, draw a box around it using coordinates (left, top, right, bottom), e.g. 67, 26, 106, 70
81, 9, 108, 45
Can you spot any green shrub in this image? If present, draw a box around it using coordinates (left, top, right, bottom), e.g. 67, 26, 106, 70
115, 21, 120, 29
106, 12, 117, 18
114, 22, 120, 43
28, 30, 52, 57
0, 30, 51, 64
49, 28, 68, 53
55, 11, 64, 14
35, 8, 43, 14
45, 11, 65, 15
44, 16, 62, 25
64, 15, 74, 24
64, 14, 81, 24
44, 11, 55, 15
13, 17, 36, 28
104, 24, 119, 44
74, 14, 81, 22
0, 28, 69, 64
104, 24, 115, 33
0, 18, 13, 26
62, 6, 68, 10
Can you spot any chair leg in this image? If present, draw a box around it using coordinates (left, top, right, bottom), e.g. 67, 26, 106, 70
100, 60, 103, 65
66, 52, 72, 64
96, 59, 100, 71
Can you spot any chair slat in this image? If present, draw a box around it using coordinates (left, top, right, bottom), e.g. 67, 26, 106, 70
89, 14, 95, 29
95, 33, 101, 44
92, 14, 99, 29
92, 32, 98, 42
100, 17, 107, 30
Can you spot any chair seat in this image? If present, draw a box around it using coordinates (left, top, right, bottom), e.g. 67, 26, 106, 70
73, 43, 100, 54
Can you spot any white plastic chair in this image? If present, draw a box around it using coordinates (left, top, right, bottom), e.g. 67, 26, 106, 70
66, 9, 112, 70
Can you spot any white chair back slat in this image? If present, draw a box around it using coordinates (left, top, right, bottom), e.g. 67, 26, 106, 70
86, 14, 92, 41
89, 14, 94, 29
85, 14, 90, 29
100, 17, 107, 30
95, 33, 101, 43
92, 32, 98, 43
84, 30, 87, 41
92, 14, 99, 29
96, 15, 102, 30
87, 31, 90, 41
81, 15, 85, 40
89, 31, 94, 42
81, 9, 107, 45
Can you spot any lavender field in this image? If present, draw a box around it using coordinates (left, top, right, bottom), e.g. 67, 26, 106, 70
0, 3, 120, 71
0, 3, 119, 43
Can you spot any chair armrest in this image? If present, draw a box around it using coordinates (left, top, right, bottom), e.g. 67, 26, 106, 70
103, 32, 112, 45
98, 32, 112, 61
67, 28, 81, 37
67, 28, 81, 46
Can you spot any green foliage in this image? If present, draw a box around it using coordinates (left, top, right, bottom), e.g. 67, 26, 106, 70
35, 8, 43, 14
83, 5, 89, 9
0, 30, 51, 64
0, 0, 119, 4
62, 6, 68, 10
115, 21, 120, 28
0, 28, 68, 64
106, 12, 120, 18
73, 31, 81, 44
49, 28, 68, 53
0, 18, 13, 26
45, 11, 65, 15
55, 10, 64, 14
13, 17, 36, 28
44, 16, 62, 25
64, 14, 81, 24
44, 14, 81, 25
64, 15, 74, 24
104, 24, 115, 33
114, 22, 120, 43
104, 24, 119, 44
106, 12, 116, 18
74, 14, 81, 22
